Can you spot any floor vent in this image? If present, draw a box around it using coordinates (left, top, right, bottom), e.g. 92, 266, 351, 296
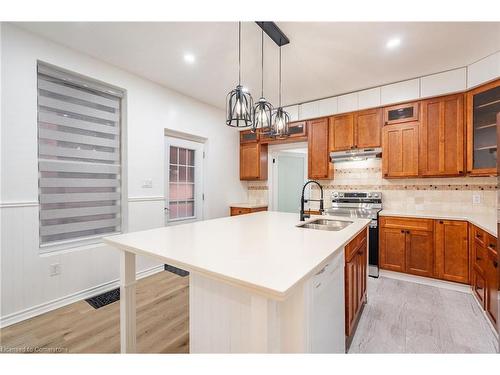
164, 264, 189, 277
85, 288, 120, 309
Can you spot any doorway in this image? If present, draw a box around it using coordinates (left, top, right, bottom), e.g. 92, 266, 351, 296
269, 142, 308, 213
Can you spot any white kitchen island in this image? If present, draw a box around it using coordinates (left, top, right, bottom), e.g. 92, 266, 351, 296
104, 211, 370, 353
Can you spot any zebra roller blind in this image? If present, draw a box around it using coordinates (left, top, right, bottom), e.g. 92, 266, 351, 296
37, 63, 123, 246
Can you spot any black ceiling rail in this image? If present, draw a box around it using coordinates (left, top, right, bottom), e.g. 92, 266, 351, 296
255, 22, 290, 47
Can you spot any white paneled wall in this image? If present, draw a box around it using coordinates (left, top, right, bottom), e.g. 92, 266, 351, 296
420, 68, 467, 98
357, 87, 381, 110
467, 51, 500, 89
0, 24, 246, 326
380, 78, 420, 105
292, 55, 499, 121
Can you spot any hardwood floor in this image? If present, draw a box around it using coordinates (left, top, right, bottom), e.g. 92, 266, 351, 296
0, 271, 189, 354
2, 271, 497, 354
349, 276, 499, 353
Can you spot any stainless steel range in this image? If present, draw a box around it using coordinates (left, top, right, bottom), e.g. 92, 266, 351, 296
324, 191, 382, 278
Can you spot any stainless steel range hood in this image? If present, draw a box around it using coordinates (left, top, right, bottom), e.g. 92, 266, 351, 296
330, 147, 382, 162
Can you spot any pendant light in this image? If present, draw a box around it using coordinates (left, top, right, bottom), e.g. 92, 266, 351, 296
226, 22, 253, 128
252, 29, 273, 134
270, 45, 290, 139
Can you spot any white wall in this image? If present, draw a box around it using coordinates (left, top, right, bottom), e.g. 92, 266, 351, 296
0, 23, 246, 325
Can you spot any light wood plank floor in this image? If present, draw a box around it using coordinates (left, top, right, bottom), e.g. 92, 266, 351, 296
2, 272, 497, 353
0, 271, 189, 353
349, 276, 499, 353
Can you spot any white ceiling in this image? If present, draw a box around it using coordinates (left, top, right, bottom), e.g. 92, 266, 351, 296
16, 22, 500, 109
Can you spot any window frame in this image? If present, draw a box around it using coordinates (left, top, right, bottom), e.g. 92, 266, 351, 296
37, 61, 127, 253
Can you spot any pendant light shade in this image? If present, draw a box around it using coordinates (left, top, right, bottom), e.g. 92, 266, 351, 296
269, 45, 290, 139
226, 22, 253, 128
252, 29, 273, 133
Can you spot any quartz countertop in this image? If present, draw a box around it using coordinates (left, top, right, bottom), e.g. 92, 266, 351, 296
230, 203, 268, 209
380, 209, 497, 237
104, 211, 369, 300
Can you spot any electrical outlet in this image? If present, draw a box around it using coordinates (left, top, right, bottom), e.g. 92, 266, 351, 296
142, 179, 153, 188
472, 193, 481, 204
49, 263, 61, 276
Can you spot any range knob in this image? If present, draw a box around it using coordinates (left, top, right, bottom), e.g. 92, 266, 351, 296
332, 192, 339, 198
339, 192, 344, 197
367, 192, 372, 198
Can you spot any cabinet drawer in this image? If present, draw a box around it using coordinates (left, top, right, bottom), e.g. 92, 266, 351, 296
380, 216, 434, 232
486, 233, 497, 254
472, 226, 486, 247
346, 228, 367, 262
230, 207, 251, 216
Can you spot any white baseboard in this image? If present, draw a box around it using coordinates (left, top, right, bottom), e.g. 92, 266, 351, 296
379, 270, 472, 294
0, 265, 164, 329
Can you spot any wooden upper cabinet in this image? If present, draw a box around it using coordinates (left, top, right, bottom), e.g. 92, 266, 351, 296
329, 114, 354, 151
240, 142, 268, 180
419, 94, 465, 177
406, 229, 434, 278
329, 109, 382, 151
384, 101, 419, 125
466, 79, 499, 176
355, 108, 382, 149
382, 122, 419, 178
434, 220, 469, 284
308, 118, 332, 180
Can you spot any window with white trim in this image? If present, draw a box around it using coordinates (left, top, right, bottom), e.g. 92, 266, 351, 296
37, 62, 123, 247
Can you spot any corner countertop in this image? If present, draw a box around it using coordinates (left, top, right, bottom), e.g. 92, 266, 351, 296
104, 211, 369, 300
230, 203, 268, 209
380, 209, 497, 237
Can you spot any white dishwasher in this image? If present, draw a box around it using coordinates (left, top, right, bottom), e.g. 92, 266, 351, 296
307, 250, 345, 353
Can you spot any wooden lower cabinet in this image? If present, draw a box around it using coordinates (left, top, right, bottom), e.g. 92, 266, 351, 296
379, 217, 434, 276
230, 206, 267, 216
435, 220, 469, 283
345, 229, 367, 341
470, 225, 498, 330
406, 230, 434, 278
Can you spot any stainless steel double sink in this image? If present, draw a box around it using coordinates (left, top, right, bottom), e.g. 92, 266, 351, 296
296, 218, 353, 231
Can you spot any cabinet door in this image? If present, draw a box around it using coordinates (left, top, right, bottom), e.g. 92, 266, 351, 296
382, 122, 419, 178
240, 129, 259, 143
406, 230, 434, 278
240, 143, 268, 180
355, 108, 382, 148
466, 79, 499, 176
472, 265, 487, 309
420, 94, 465, 176
379, 227, 406, 272
357, 240, 367, 307
384, 102, 419, 125
308, 118, 332, 179
345, 258, 357, 337
485, 254, 498, 327
329, 114, 354, 151
435, 220, 469, 283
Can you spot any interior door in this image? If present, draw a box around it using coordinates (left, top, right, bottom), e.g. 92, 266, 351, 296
165, 137, 204, 225
276, 154, 306, 213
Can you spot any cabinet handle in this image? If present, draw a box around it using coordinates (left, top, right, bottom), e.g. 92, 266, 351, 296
406, 230, 410, 234
401, 230, 405, 233
439, 220, 443, 224
476, 257, 482, 261
494, 261, 498, 268
489, 243, 495, 249
476, 234, 482, 238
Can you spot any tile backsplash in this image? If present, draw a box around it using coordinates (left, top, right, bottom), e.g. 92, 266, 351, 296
247, 159, 497, 213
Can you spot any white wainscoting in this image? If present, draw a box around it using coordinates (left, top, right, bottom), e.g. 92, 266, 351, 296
0, 198, 165, 327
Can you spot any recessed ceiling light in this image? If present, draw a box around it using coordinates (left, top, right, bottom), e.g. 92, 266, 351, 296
386, 37, 401, 49
183, 53, 195, 64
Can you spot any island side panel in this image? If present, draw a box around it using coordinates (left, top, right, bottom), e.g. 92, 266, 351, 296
189, 272, 306, 353
120, 250, 137, 353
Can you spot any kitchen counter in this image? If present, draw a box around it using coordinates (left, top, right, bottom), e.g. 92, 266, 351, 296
380, 209, 497, 237
105, 211, 369, 298
104, 211, 369, 353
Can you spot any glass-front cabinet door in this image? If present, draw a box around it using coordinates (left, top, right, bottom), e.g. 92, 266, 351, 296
467, 80, 499, 175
